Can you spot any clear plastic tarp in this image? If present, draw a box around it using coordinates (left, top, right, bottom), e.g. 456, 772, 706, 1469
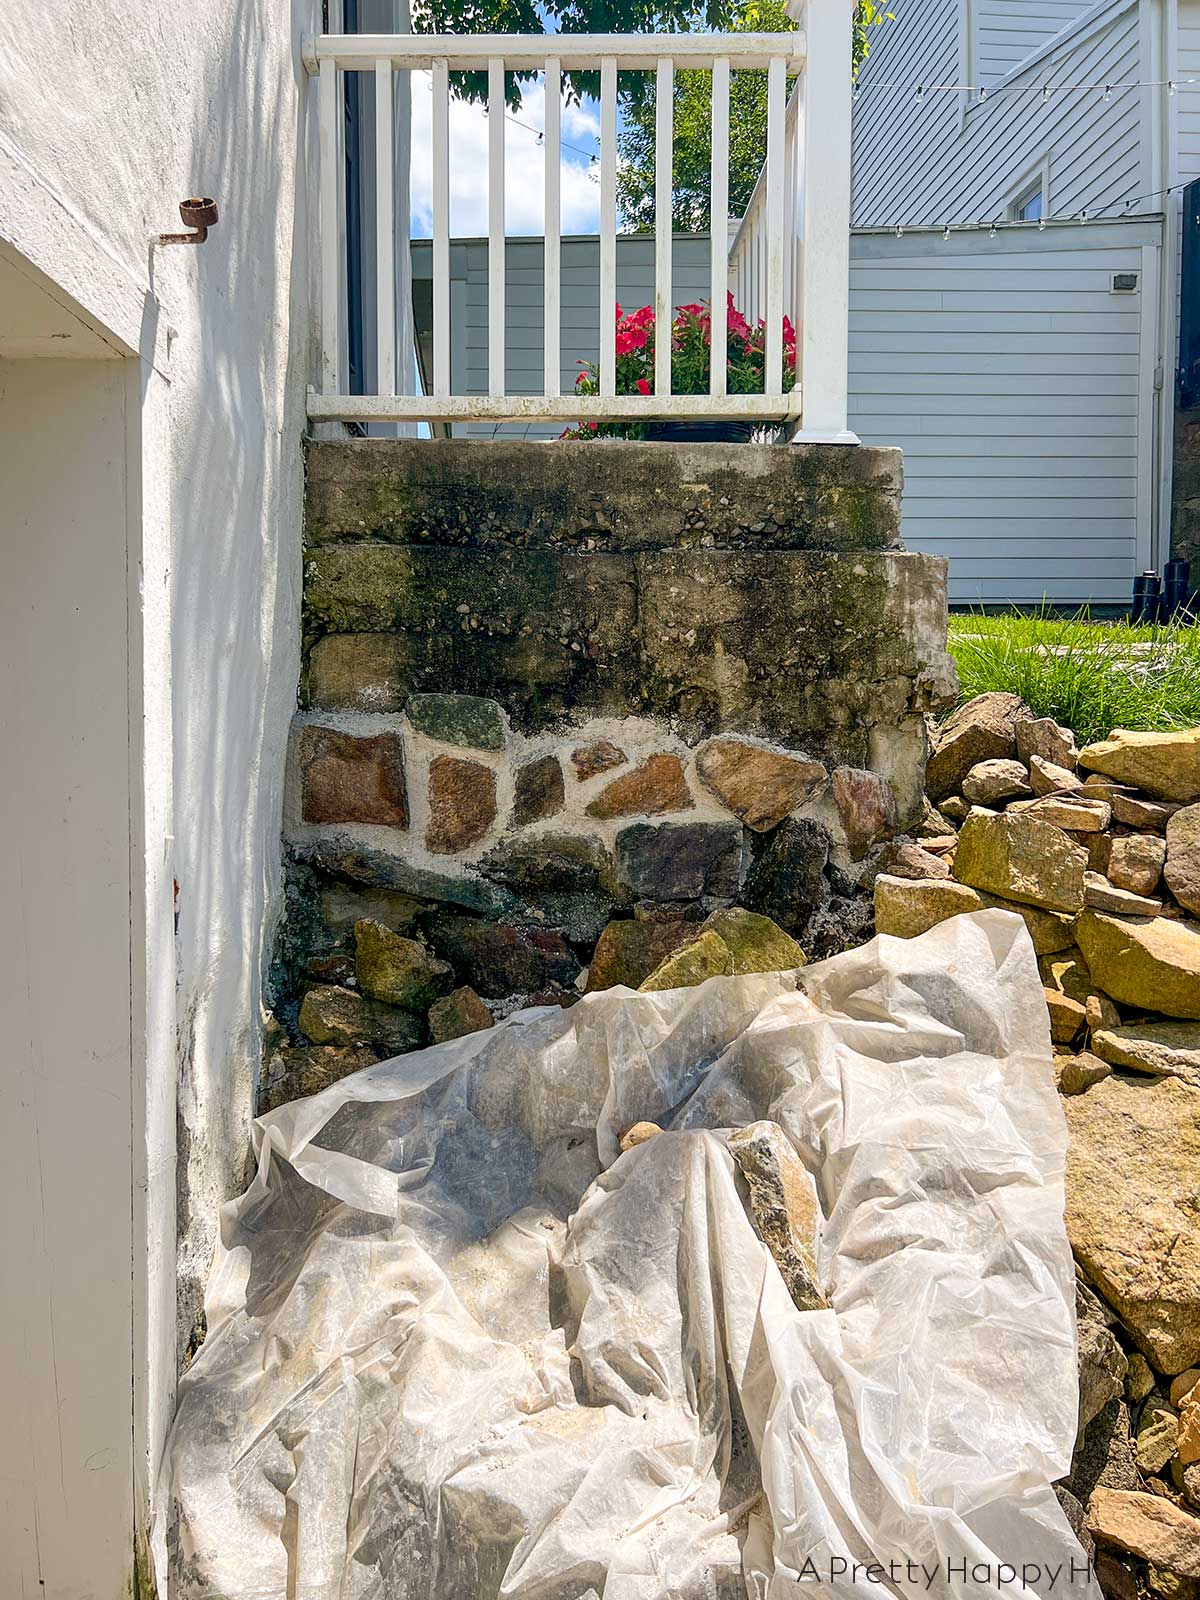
156, 909, 1097, 1600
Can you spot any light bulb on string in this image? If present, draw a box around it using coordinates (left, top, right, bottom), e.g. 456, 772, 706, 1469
915, 85, 925, 105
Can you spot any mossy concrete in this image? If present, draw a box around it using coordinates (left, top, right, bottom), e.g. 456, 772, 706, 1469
305, 436, 903, 553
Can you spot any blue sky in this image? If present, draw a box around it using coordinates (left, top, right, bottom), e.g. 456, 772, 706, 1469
409, 72, 604, 237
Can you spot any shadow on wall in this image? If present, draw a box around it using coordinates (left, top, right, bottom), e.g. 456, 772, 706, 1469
165, 0, 313, 1363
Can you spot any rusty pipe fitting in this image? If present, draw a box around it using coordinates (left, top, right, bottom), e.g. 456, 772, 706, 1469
159, 197, 219, 246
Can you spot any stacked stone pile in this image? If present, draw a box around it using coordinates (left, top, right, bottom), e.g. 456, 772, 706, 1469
873, 694, 1200, 1593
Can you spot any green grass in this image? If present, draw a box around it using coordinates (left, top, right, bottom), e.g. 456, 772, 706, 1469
946, 608, 1200, 745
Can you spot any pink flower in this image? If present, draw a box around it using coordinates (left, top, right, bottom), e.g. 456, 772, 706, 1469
783, 314, 797, 351
615, 327, 648, 354
726, 292, 751, 342
588, 421, 598, 432
636, 377, 651, 396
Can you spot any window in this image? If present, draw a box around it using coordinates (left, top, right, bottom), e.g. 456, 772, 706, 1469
1012, 184, 1043, 222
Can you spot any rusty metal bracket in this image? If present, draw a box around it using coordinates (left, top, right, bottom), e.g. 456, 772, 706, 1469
159, 197, 219, 246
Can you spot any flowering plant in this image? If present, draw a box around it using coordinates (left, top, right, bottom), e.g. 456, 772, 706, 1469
562, 293, 796, 438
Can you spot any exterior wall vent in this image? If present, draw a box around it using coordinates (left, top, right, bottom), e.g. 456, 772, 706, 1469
1111, 271, 1140, 293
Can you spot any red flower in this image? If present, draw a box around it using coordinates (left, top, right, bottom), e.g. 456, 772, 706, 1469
726, 291, 751, 342
636, 377, 651, 396
615, 327, 648, 354
783, 314, 797, 351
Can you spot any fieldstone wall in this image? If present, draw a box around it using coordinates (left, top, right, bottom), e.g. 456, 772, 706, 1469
264, 438, 954, 1109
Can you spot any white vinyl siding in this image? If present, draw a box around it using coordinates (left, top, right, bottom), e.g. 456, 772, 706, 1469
412, 216, 1158, 605
850, 219, 1159, 604
973, 0, 1094, 85
852, 0, 1142, 228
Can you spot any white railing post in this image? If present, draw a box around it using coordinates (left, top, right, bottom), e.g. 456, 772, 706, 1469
788, 0, 856, 441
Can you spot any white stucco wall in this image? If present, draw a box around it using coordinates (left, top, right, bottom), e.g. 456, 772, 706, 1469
0, 0, 313, 1583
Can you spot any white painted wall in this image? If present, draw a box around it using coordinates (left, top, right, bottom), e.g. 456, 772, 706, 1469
0, 0, 313, 1589
0, 356, 139, 1598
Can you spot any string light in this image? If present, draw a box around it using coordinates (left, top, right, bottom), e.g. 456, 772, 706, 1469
854, 75, 1199, 96
915, 84, 925, 105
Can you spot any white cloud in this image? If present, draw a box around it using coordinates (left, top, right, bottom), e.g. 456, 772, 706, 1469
409, 72, 601, 239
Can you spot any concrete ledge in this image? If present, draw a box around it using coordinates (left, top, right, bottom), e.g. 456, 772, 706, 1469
304, 437, 903, 553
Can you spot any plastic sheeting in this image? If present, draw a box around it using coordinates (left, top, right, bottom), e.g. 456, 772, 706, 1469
156, 910, 1097, 1600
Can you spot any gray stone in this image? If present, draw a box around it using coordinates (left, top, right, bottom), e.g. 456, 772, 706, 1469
831, 766, 899, 858
481, 833, 630, 943
297, 836, 517, 918
614, 821, 745, 902
304, 436, 906, 553
425, 915, 579, 999
743, 818, 832, 934
728, 1121, 828, 1312
407, 692, 506, 751
1068, 1399, 1142, 1504
1078, 1281, 1131, 1441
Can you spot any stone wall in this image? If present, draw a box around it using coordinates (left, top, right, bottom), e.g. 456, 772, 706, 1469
264, 438, 955, 1108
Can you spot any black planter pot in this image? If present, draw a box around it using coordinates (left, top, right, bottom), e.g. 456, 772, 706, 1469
642, 418, 757, 444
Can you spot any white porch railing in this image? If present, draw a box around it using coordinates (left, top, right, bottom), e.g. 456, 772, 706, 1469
303, 4, 854, 438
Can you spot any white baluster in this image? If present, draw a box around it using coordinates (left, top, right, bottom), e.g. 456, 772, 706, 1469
375, 59, 396, 396
488, 56, 506, 398
432, 58, 450, 398
654, 57, 674, 398
544, 57, 561, 397
319, 56, 340, 394
710, 57, 730, 398
765, 54, 786, 395
599, 56, 617, 398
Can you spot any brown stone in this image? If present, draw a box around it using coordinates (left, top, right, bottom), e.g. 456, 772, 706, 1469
961, 758, 1033, 805
298, 984, 424, 1054
299, 725, 408, 828
1090, 1020, 1200, 1085
1008, 795, 1112, 832
728, 1121, 828, 1312
639, 929, 733, 990
831, 766, 898, 859
1110, 833, 1167, 896
619, 1121, 663, 1152
1016, 717, 1079, 769
427, 986, 494, 1044
1039, 948, 1094, 1004
694, 739, 826, 832
1064, 1073, 1200, 1372
1077, 911, 1200, 1019
1045, 988, 1087, 1043
306, 632, 408, 712
874, 875, 984, 938
586, 917, 700, 992
1086, 991, 1122, 1032
1029, 753, 1083, 796
586, 754, 693, 819
512, 755, 564, 825
1086, 1489, 1200, 1577
1114, 793, 1179, 830
1167, 805, 1200, 915
874, 840, 952, 880
354, 919, 453, 1010
939, 795, 970, 824
427, 755, 497, 853
926, 692, 1031, 801
1086, 832, 1116, 876
1079, 729, 1200, 804
261, 1042, 380, 1112
1057, 1051, 1112, 1095
572, 739, 626, 780
1084, 872, 1164, 916
953, 809, 1087, 912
